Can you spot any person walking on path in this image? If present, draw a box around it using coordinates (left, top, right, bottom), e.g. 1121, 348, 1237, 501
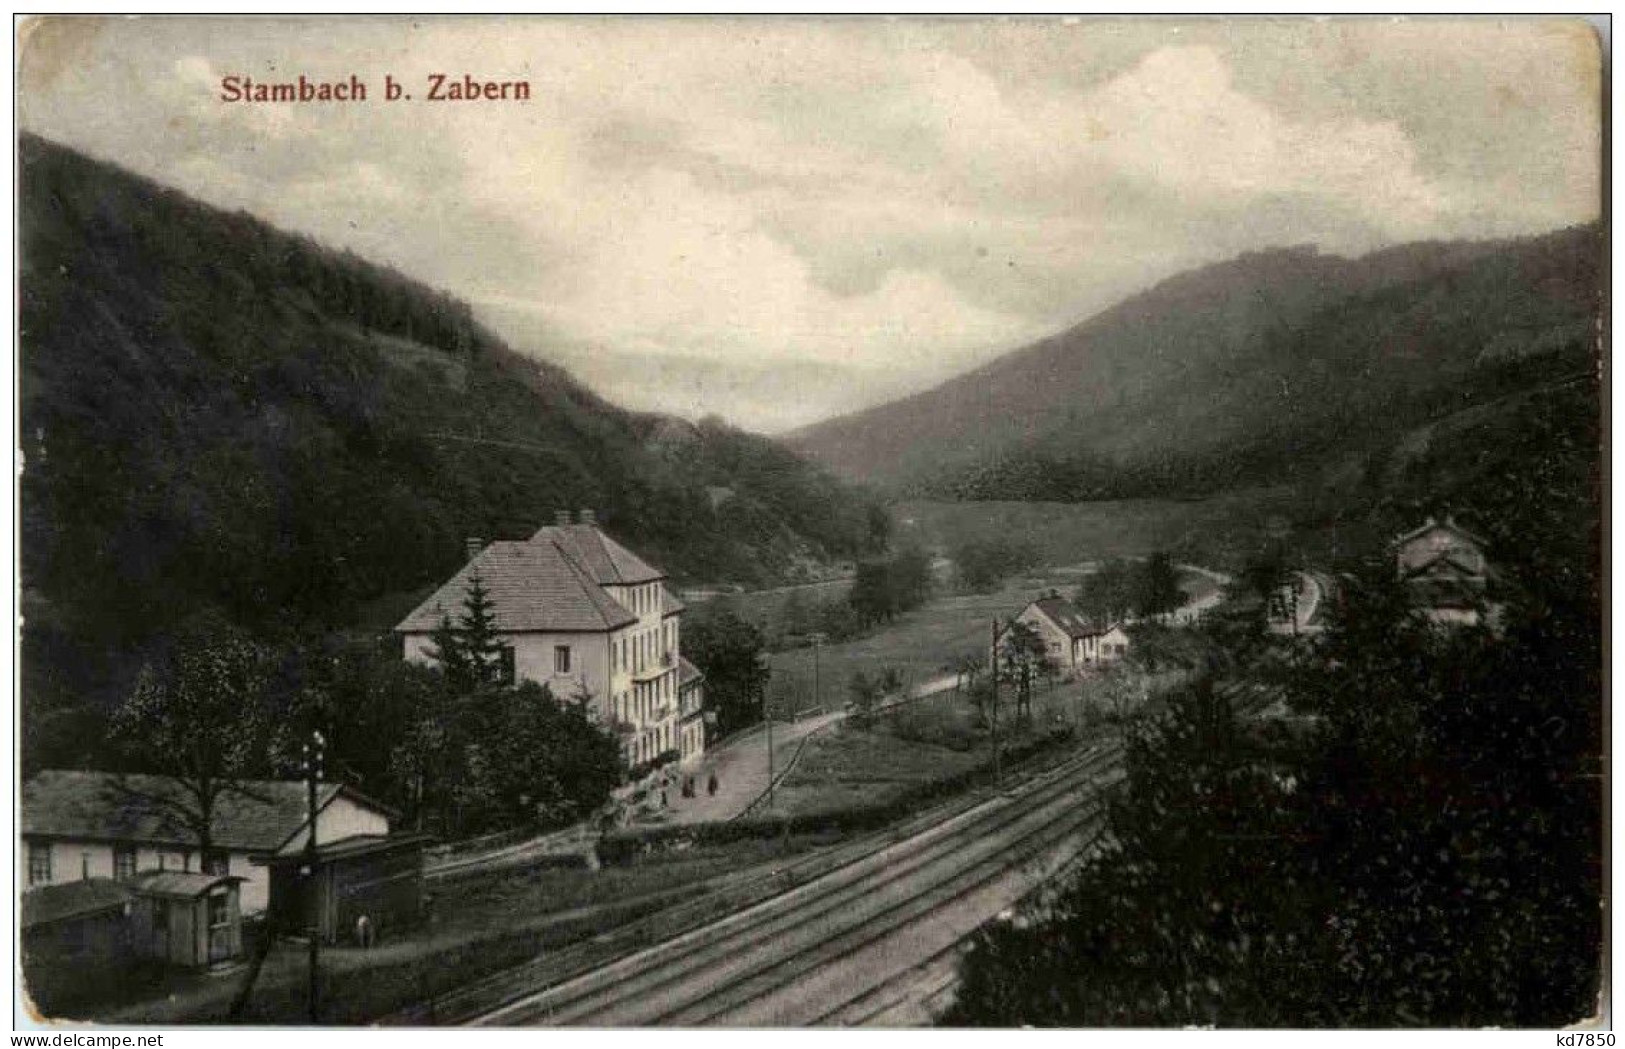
707, 771, 718, 796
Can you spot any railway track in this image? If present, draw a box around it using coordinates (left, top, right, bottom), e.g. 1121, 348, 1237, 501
416, 679, 1279, 1027
469, 739, 1124, 1026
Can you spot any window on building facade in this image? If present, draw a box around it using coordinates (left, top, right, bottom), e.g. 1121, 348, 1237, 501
114, 844, 137, 880
208, 890, 230, 931
28, 843, 51, 885
204, 850, 230, 876
555, 645, 572, 674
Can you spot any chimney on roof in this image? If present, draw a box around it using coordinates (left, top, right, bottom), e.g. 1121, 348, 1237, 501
556, 510, 573, 526
465, 537, 485, 562
579, 508, 596, 526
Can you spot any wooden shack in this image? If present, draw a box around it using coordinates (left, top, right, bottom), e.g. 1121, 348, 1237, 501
259, 833, 430, 945
20, 879, 137, 1011
126, 871, 245, 969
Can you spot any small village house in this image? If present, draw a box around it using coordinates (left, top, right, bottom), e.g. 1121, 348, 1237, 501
20, 770, 395, 915
21, 871, 247, 1012
1016, 594, 1132, 670
1394, 516, 1491, 626
21, 878, 138, 1009
1093, 623, 1131, 663
257, 833, 430, 945
123, 871, 246, 969
396, 510, 707, 770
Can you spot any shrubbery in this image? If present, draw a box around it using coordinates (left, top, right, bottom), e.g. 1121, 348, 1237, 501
598, 727, 1075, 864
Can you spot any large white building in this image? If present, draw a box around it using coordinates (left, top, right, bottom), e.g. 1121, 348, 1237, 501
396, 510, 706, 769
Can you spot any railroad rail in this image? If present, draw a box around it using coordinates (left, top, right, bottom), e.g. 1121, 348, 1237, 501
390, 679, 1279, 1027
471, 742, 1125, 1026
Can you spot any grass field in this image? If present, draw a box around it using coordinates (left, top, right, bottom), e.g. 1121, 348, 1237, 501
762, 567, 1087, 716
770, 662, 1188, 819
768, 723, 987, 818
895, 491, 1300, 571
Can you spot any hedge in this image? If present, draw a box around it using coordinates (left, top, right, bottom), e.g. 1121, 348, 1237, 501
598, 727, 1076, 864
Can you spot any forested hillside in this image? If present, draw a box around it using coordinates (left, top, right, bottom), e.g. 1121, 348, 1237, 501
790, 226, 1601, 501
19, 134, 887, 771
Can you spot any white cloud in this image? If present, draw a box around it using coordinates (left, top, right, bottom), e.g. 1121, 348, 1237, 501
18, 19, 1600, 433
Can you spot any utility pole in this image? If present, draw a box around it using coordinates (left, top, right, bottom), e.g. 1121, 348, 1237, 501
301, 729, 325, 1025
763, 679, 775, 810
990, 618, 1002, 788
809, 632, 825, 715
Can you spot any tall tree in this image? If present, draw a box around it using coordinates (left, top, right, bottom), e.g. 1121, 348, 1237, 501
998, 618, 1047, 718
949, 567, 1603, 1026
1138, 551, 1183, 617
107, 618, 289, 858
685, 610, 770, 739
427, 570, 507, 696
1075, 559, 1138, 625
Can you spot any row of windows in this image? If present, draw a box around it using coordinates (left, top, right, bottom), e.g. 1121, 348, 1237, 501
27, 843, 228, 886
615, 669, 677, 724
627, 717, 705, 765
610, 623, 677, 677
631, 721, 674, 763
628, 584, 663, 617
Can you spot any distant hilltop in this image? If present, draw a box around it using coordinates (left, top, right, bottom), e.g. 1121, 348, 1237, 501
788, 223, 1601, 502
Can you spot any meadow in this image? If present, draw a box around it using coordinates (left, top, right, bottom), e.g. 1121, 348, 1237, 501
893, 491, 1301, 571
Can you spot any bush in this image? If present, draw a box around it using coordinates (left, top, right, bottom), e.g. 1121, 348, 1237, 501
598, 727, 1075, 864
954, 539, 1040, 592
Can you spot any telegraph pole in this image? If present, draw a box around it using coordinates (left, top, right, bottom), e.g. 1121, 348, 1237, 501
301, 729, 325, 1025
808, 632, 826, 715
990, 619, 1002, 788
763, 678, 775, 810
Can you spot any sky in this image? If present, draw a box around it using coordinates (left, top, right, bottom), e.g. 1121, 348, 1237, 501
18, 17, 1603, 433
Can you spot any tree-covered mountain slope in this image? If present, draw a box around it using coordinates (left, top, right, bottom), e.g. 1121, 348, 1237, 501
19, 134, 887, 764
789, 225, 1601, 501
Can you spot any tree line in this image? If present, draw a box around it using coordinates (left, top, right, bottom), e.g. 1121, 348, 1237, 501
105, 577, 625, 848
948, 372, 1604, 1025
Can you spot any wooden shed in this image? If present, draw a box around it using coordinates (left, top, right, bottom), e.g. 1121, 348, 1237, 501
126, 871, 245, 969
259, 833, 430, 945
20, 879, 137, 1011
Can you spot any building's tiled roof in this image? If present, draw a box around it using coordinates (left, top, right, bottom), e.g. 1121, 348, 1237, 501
396, 539, 640, 634
128, 871, 244, 900
255, 832, 433, 867
530, 524, 665, 585
1027, 596, 1103, 639
678, 656, 705, 688
20, 878, 132, 930
1394, 516, 1486, 549
21, 771, 366, 853
1402, 551, 1486, 581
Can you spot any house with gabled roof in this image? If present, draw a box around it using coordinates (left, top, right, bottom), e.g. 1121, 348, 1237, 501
1016, 593, 1131, 670
1394, 516, 1493, 626
396, 509, 707, 770
19, 770, 394, 915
